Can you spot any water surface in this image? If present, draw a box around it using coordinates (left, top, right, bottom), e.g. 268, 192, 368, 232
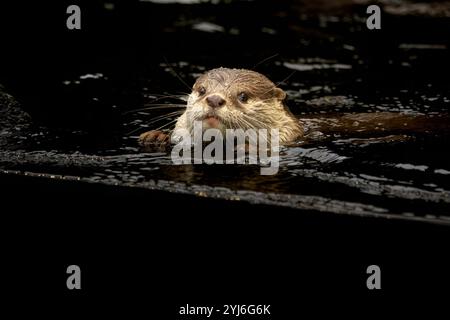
1, 0, 449, 224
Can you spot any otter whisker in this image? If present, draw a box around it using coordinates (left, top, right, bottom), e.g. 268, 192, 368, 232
146, 94, 188, 104
155, 118, 179, 131
146, 93, 187, 99
143, 103, 186, 107
252, 53, 279, 69
126, 111, 184, 135
145, 111, 185, 124
241, 113, 270, 130
274, 70, 297, 88
123, 104, 186, 115
142, 105, 186, 109
235, 115, 254, 131
234, 111, 257, 130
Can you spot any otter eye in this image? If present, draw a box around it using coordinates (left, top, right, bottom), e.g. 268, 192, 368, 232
238, 92, 248, 103
198, 86, 206, 96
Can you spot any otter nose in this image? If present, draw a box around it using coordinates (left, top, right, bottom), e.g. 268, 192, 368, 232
206, 95, 226, 109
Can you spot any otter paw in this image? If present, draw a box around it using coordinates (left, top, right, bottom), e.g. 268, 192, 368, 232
138, 130, 170, 146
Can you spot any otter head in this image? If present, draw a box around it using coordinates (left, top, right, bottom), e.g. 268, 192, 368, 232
185, 68, 292, 132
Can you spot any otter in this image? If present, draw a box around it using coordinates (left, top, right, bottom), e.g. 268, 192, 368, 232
138, 67, 448, 146
139, 67, 302, 145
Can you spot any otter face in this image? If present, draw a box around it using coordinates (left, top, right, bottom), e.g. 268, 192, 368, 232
185, 68, 287, 133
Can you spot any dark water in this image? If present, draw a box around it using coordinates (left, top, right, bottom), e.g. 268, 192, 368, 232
1, 0, 450, 224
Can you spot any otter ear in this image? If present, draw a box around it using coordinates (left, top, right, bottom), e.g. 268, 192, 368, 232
273, 87, 286, 101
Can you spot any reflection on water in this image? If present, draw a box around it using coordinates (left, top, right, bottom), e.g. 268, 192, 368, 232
1, 113, 450, 224
1, 0, 450, 224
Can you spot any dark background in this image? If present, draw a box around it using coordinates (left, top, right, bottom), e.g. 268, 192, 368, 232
1, 0, 450, 316
3, 0, 449, 130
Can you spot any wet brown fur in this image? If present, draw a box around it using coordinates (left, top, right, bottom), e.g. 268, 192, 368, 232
171, 68, 303, 144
